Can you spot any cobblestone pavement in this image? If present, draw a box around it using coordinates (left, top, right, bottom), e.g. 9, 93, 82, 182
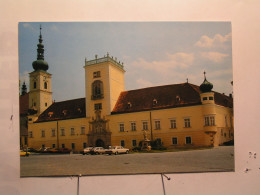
20, 146, 234, 177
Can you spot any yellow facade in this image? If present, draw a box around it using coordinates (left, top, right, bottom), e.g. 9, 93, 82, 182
28, 55, 234, 152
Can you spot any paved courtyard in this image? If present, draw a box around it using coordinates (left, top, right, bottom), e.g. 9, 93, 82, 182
20, 146, 234, 177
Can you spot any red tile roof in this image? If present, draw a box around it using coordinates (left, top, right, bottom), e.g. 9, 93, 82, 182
19, 93, 29, 115
36, 98, 86, 122
111, 83, 233, 114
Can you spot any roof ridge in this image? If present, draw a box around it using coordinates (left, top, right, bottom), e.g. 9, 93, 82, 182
122, 82, 189, 93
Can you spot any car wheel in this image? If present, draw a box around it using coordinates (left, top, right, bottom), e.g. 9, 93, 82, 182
115, 152, 118, 155
126, 150, 129, 154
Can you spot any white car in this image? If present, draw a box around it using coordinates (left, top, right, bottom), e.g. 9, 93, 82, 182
81, 147, 93, 155
105, 146, 129, 155
90, 147, 107, 155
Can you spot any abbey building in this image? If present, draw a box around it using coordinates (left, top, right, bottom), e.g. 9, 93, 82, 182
20, 28, 234, 152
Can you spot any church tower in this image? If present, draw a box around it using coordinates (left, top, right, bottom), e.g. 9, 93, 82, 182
84, 53, 125, 118
29, 26, 52, 117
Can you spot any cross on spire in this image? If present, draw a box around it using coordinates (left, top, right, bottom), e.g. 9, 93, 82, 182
203, 71, 206, 80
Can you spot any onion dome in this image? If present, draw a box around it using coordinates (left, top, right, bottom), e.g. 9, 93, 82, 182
200, 71, 213, 93
32, 25, 49, 71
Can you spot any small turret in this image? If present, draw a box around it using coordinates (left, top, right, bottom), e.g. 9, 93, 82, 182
21, 82, 27, 95
200, 71, 213, 93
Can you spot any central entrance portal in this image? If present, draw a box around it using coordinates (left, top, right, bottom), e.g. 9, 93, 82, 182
87, 110, 111, 148
96, 139, 105, 147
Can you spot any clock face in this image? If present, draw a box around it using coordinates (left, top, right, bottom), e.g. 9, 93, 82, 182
43, 76, 47, 81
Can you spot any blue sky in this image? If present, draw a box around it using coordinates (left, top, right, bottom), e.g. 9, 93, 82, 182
19, 22, 232, 102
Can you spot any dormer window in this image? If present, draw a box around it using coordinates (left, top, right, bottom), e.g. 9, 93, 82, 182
127, 102, 132, 109
62, 110, 67, 116
203, 97, 208, 101
48, 112, 53, 117
153, 99, 157, 106
176, 96, 180, 102
209, 96, 214, 100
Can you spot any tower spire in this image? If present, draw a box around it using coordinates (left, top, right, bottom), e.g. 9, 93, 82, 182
32, 25, 49, 71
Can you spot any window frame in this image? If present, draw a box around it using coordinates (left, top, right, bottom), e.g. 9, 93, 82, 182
130, 122, 136, 131
184, 118, 191, 128
70, 127, 75, 136
119, 123, 125, 132
154, 120, 161, 130
51, 129, 56, 137
185, 136, 192, 144
172, 137, 178, 145
41, 129, 45, 137
170, 119, 177, 129
60, 128, 65, 136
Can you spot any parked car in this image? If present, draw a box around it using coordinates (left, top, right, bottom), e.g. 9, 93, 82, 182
105, 146, 129, 155
22, 147, 36, 152
81, 147, 93, 155
20, 150, 30, 156
57, 148, 71, 153
90, 147, 107, 155
36, 147, 51, 153
48, 148, 59, 153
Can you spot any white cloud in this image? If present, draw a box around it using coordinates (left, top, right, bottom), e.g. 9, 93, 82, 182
19, 71, 30, 88
200, 52, 229, 63
132, 52, 194, 74
136, 78, 153, 88
195, 33, 231, 48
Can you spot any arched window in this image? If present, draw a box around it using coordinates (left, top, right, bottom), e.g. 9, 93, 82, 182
33, 81, 36, 89
92, 80, 104, 100
44, 82, 47, 89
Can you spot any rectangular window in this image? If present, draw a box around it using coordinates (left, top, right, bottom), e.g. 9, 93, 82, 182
61, 144, 65, 148
71, 128, 75, 135
41, 130, 45, 137
61, 128, 65, 136
132, 140, 137, 147
209, 96, 214, 100
184, 118, 191, 128
81, 126, 85, 135
42, 144, 45, 148
83, 142, 87, 148
52, 144, 55, 148
131, 122, 136, 131
172, 137, 178, 145
93, 71, 101, 78
170, 119, 176, 129
225, 115, 228, 127
205, 115, 215, 126
119, 123, 124, 132
203, 97, 207, 101
29, 131, 33, 138
94, 103, 102, 110
185, 136, 192, 144
120, 140, 125, 147
142, 121, 148, 130
155, 120, 161, 130
71, 143, 75, 150
51, 129, 56, 137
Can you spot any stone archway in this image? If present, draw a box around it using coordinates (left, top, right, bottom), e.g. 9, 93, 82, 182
96, 139, 105, 147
